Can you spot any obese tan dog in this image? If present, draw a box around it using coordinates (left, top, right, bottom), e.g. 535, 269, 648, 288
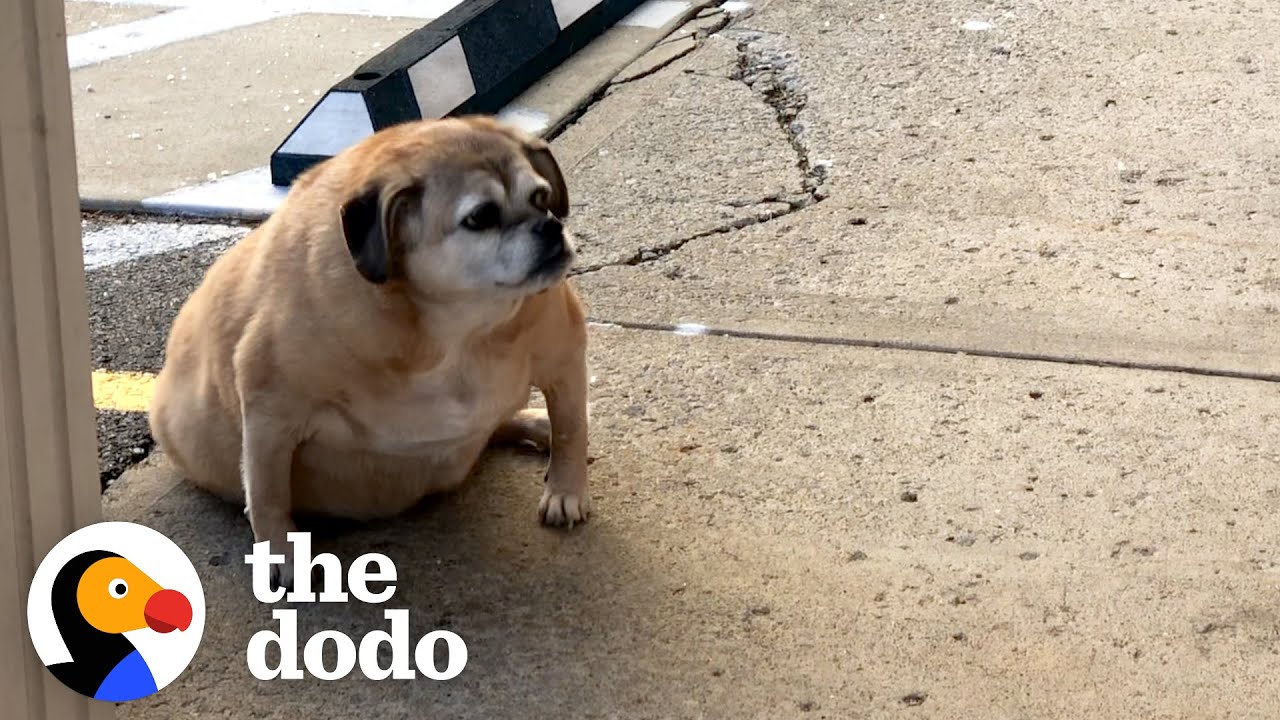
149, 116, 590, 586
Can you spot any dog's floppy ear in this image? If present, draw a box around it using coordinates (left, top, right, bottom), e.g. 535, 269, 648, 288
522, 137, 569, 220
339, 184, 419, 284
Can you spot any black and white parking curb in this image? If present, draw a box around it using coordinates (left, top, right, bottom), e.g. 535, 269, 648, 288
270, 0, 647, 185
117, 0, 740, 220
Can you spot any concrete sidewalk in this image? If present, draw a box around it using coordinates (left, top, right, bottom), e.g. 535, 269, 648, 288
107, 329, 1280, 718
99, 0, 1280, 716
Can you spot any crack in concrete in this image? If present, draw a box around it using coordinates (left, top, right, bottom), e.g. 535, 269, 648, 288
561, 21, 1280, 387
728, 31, 830, 205
609, 42, 701, 86
571, 27, 830, 276
570, 199, 795, 275
545, 88, 611, 143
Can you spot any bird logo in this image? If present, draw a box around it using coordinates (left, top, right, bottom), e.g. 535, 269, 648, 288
27, 521, 205, 703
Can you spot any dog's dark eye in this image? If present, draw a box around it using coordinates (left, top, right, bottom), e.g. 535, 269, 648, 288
530, 187, 550, 211
462, 202, 501, 231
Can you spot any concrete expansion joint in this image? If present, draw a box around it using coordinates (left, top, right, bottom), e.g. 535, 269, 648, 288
576, 322, 1280, 386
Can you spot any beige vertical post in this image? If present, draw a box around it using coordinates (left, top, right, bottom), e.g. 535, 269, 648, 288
0, 0, 115, 717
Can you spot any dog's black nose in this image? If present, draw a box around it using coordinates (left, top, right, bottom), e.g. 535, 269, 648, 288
532, 217, 563, 240
537, 236, 567, 265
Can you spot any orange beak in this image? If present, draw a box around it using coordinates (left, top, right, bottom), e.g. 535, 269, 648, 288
143, 588, 192, 633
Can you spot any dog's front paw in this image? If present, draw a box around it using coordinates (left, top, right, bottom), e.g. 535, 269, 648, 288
538, 484, 591, 528
254, 531, 296, 592
270, 555, 295, 592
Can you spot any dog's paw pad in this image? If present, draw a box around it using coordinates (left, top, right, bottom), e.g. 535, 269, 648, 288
538, 488, 590, 528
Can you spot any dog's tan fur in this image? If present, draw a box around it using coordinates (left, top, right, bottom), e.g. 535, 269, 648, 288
149, 117, 590, 583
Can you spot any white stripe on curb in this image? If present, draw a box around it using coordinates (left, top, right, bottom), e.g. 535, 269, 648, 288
273, 0, 666, 170
276, 93, 376, 158
619, 0, 688, 28
407, 37, 478, 119
139, 167, 287, 219
136, 99, 550, 221
495, 107, 552, 135
551, 0, 605, 27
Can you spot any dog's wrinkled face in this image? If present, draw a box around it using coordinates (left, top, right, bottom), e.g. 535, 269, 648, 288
338, 118, 574, 298
432, 157, 570, 292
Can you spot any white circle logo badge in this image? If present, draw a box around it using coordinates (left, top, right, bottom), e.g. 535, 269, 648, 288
27, 521, 206, 702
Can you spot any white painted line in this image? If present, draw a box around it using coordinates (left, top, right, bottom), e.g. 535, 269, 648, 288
82, 222, 251, 271
619, 0, 690, 29
278, 91, 374, 157
408, 36, 476, 118
66, 0, 463, 68
74, 0, 462, 15
298, 0, 462, 19
962, 19, 993, 31
551, 0, 604, 28
496, 106, 552, 135
67, 4, 287, 69
140, 167, 287, 218
74, 0, 193, 8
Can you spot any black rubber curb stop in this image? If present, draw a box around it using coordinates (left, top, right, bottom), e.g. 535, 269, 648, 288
270, 0, 647, 186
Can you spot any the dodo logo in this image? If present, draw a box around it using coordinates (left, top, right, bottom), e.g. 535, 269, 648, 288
26, 521, 205, 702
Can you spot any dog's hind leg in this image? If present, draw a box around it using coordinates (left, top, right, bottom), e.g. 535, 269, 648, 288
488, 408, 551, 451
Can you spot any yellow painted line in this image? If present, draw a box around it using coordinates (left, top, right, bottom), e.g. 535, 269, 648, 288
92, 370, 156, 413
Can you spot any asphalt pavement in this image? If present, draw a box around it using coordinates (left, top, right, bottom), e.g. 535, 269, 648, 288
84, 215, 246, 484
